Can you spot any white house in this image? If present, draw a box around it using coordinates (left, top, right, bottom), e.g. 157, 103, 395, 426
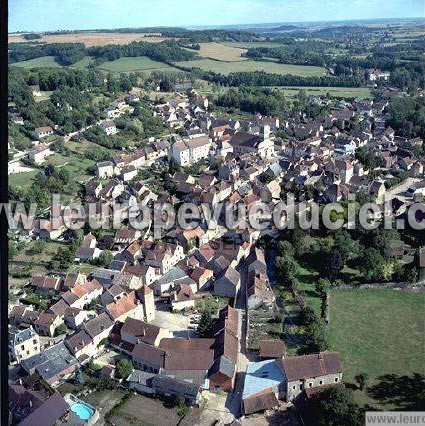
35, 126, 54, 138
100, 120, 117, 135
28, 144, 53, 164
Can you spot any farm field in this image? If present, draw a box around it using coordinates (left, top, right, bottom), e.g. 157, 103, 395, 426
328, 288, 425, 408
11, 55, 62, 68
194, 42, 248, 61
8, 32, 172, 46
97, 56, 184, 73
175, 58, 328, 76
8, 169, 38, 189
222, 41, 285, 49
70, 56, 94, 69
199, 84, 372, 99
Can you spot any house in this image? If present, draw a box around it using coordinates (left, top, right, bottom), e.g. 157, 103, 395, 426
83, 312, 114, 347
33, 275, 62, 294
280, 351, 343, 401
9, 384, 69, 426
97, 161, 115, 179
169, 283, 195, 312
127, 370, 156, 394
229, 128, 275, 159
121, 317, 171, 347
34, 313, 62, 337
28, 144, 53, 164
64, 307, 90, 329
242, 359, 286, 415
246, 247, 267, 275
247, 269, 275, 310
214, 266, 240, 299
74, 233, 102, 262
34, 126, 53, 138
100, 284, 128, 306
259, 340, 286, 359
151, 375, 202, 405
145, 242, 185, 275
9, 305, 39, 328
99, 120, 117, 135
171, 136, 211, 166
65, 329, 96, 360
124, 263, 156, 287
21, 342, 79, 386
8, 327, 41, 363
29, 84, 42, 97
105, 290, 145, 323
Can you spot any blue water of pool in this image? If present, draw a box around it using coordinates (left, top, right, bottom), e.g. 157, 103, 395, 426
71, 402, 94, 420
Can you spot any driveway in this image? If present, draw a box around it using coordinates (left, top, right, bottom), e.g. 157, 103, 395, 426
151, 310, 198, 338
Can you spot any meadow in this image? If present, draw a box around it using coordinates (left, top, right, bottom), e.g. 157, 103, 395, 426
11, 56, 62, 68
193, 42, 248, 61
328, 288, 425, 408
97, 56, 184, 73
175, 58, 328, 76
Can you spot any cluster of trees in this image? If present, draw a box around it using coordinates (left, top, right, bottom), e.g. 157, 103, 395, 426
9, 42, 86, 65
300, 385, 364, 426
385, 97, 425, 140
216, 87, 286, 115
245, 42, 331, 67
87, 40, 196, 64
188, 69, 364, 88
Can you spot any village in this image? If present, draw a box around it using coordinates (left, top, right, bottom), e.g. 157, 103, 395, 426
7, 42, 425, 425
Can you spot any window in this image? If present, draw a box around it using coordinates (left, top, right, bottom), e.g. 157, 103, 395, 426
335, 377, 339, 382
319, 380, 323, 385
292, 385, 296, 390
309, 382, 313, 387
299, 384, 303, 390
33, 339, 37, 344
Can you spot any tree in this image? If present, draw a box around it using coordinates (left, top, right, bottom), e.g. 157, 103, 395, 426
315, 278, 330, 298
55, 323, 67, 336
355, 372, 369, 391
300, 385, 363, 426
198, 310, 214, 338
33, 239, 46, 254
328, 248, 344, 281
174, 395, 188, 417
334, 231, 357, 262
275, 254, 298, 287
360, 248, 385, 281
9, 241, 18, 259
115, 359, 133, 379
97, 250, 112, 267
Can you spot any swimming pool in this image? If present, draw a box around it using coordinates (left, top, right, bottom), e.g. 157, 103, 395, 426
70, 402, 94, 421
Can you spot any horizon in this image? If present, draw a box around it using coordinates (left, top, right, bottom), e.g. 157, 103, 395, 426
9, 0, 425, 33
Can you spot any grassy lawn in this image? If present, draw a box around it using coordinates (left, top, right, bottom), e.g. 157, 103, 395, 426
107, 393, 181, 426
85, 389, 129, 418
70, 56, 94, 69
191, 42, 248, 61
175, 58, 328, 77
297, 265, 322, 316
199, 84, 371, 99
328, 288, 425, 408
97, 56, 184, 73
11, 56, 62, 68
9, 169, 39, 190
222, 41, 285, 49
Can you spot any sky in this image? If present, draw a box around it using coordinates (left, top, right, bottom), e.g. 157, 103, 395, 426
9, 0, 424, 32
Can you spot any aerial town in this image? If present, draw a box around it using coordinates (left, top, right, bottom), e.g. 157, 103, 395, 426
7, 14, 425, 426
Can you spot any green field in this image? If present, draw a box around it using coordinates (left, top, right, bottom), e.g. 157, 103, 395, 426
97, 56, 184, 73
9, 170, 38, 189
199, 84, 372, 99
70, 56, 94, 69
328, 289, 425, 407
175, 58, 328, 77
11, 56, 62, 68
222, 41, 285, 49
